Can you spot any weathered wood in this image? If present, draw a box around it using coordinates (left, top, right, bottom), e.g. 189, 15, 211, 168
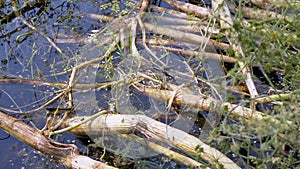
163, 0, 211, 18
64, 114, 240, 169
135, 84, 265, 120
242, 6, 295, 22
123, 134, 206, 168
144, 22, 209, 45
0, 111, 116, 169
149, 45, 237, 63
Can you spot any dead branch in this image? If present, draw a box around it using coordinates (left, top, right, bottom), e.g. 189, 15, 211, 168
0, 78, 113, 89
163, 0, 211, 19
148, 44, 237, 63
134, 84, 265, 120
145, 37, 230, 50
144, 22, 210, 45
255, 92, 293, 104
212, 0, 259, 98
123, 134, 207, 168
140, 0, 150, 12
151, 6, 198, 19
64, 114, 240, 169
145, 14, 219, 35
81, 12, 113, 22
1, 1, 299, 168
250, 0, 300, 12
0, 110, 116, 169
20, 18, 65, 56
241, 6, 296, 22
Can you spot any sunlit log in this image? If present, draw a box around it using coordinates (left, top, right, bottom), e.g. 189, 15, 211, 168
64, 114, 240, 169
0, 111, 116, 169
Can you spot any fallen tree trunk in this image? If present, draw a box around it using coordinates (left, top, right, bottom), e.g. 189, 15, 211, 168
64, 114, 241, 169
0, 111, 116, 169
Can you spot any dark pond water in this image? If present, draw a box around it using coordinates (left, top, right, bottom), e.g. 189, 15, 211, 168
1, 0, 298, 169
0, 0, 112, 168
0, 0, 206, 168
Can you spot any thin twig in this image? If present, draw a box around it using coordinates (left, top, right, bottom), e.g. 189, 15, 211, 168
47, 110, 110, 136
212, 0, 259, 98
20, 18, 65, 57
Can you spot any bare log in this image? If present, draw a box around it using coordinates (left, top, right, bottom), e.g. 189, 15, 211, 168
144, 14, 219, 35
0, 111, 116, 169
163, 0, 211, 18
134, 84, 265, 120
123, 134, 206, 168
133, 84, 298, 132
82, 12, 113, 22
145, 36, 230, 50
149, 45, 237, 63
144, 22, 209, 45
64, 114, 240, 169
151, 6, 197, 19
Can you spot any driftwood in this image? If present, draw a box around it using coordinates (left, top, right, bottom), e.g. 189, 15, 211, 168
64, 114, 241, 169
123, 134, 206, 168
162, 0, 211, 18
145, 37, 231, 50
134, 84, 265, 120
148, 45, 237, 63
1, 0, 298, 168
0, 110, 116, 169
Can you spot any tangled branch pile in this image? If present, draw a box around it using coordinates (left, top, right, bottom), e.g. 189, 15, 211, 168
0, 0, 299, 168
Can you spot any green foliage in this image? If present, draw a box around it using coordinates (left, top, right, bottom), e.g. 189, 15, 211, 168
218, 8, 300, 166
99, 0, 136, 16
234, 15, 300, 90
